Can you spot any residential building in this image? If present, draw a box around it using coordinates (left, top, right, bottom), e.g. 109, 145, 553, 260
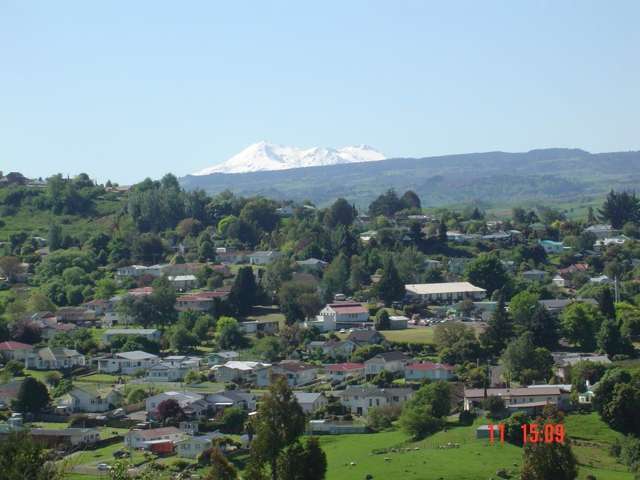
388, 315, 409, 330
58, 386, 122, 413
176, 290, 229, 312
207, 351, 239, 366
25, 347, 85, 370
294, 392, 328, 413
0, 341, 34, 362
404, 362, 455, 381
146, 391, 204, 415
552, 275, 566, 288
364, 351, 411, 376
176, 432, 226, 459
553, 352, 612, 381
102, 328, 161, 344
55, 307, 96, 325
296, 258, 328, 272
312, 302, 371, 332
248, 251, 282, 265
307, 340, 357, 360
272, 361, 318, 387
584, 224, 615, 239
205, 390, 257, 411
340, 386, 415, 416
325, 363, 365, 382
145, 356, 200, 382
30, 428, 100, 448
124, 427, 184, 449
168, 274, 198, 291
240, 319, 280, 335
116, 265, 163, 279
423, 259, 442, 271
539, 240, 567, 254
405, 282, 486, 303
521, 269, 546, 282
539, 298, 598, 316
463, 387, 568, 413
96, 351, 160, 375
213, 361, 272, 386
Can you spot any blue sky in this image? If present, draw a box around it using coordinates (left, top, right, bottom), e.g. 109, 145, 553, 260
1, 1, 639, 184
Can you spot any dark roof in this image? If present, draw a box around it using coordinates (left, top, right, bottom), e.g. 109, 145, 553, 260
368, 351, 410, 362
347, 330, 382, 344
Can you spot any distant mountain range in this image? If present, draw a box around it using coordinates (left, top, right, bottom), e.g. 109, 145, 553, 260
181, 148, 640, 208
194, 141, 386, 175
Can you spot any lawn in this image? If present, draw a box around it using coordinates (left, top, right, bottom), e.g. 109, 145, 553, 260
314, 416, 633, 480
75, 373, 123, 384
380, 328, 436, 345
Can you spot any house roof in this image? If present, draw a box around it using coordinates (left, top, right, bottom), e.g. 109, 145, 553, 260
342, 386, 414, 399
221, 361, 271, 371
36, 347, 82, 360
327, 302, 368, 314
0, 341, 33, 351
367, 351, 410, 362
347, 330, 381, 343
105, 328, 159, 335
464, 387, 562, 398
326, 362, 364, 372
134, 427, 182, 439
405, 282, 486, 295
294, 392, 324, 404
406, 362, 453, 371
116, 350, 158, 361
274, 361, 317, 372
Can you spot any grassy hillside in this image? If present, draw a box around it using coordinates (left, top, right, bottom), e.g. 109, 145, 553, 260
181, 148, 640, 209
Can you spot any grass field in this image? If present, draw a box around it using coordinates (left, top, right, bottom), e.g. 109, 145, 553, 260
317, 415, 632, 480
380, 328, 436, 344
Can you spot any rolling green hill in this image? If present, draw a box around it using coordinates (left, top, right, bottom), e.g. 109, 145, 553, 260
181, 148, 640, 209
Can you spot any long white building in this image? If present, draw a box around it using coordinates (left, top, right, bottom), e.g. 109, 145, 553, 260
405, 282, 486, 303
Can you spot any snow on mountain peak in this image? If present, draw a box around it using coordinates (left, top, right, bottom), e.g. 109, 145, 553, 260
193, 142, 386, 175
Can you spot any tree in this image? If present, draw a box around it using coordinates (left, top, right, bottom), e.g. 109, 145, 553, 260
501, 333, 553, 384
348, 255, 368, 291
150, 276, 177, 328
480, 290, 513, 355
412, 381, 452, 418
229, 267, 259, 316
598, 190, 640, 229
204, 448, 238, 480
221, 406, 248, 434
0, 431, 66, 480
399, 404, 445, 440
275, 437, 327, 480
240, 198, 279, 233
324, 198, 356, 228
597, 286, 616, 320
170, 325, 198, 352
400, 190, 421, 210
464, 253, 508, 296
376, 256, 404, 306
560, 303, 604, 351
375, 309, 391, 331
247, 376, 307, 480
601, 383, 640, 435
216, 316, 247, 349
94, 277, 118, 300
510, 291, 558, 349
47, 223, 63, 251
13, 376, 50, 413
321, 253, 349, 302
368, 189, 403, 217
597, 318, 632, 356
278, 282, 320, 324
521, 440, 578, 480
483, 395, 506, 419
156, 398, 184, 424
0, 256, 22, 283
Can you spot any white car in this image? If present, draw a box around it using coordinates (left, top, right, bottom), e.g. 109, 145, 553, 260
97, 463, 111, 471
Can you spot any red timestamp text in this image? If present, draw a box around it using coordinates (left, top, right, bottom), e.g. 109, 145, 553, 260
486, 423, 565, 445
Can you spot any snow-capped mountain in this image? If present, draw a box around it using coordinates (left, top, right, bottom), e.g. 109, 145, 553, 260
193, 141, 386, 175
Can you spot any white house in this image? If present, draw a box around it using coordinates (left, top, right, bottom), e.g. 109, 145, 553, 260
404, 362, 455, 381
124, 427, 184, 449
340, 386, 415, 416
176, 432, 226, 459
521, 269, 547, 282
97, 351, 160, 375
116, 264, 164, 279
205, 390, 257, 411
311, 302, 370, 332
308, 340, 358, 360
364, 351, 411, 376
405, 282, 486, 303
0, 341, 34, 362
272, 361, 318, 387
58, 386, 122, 413
294, 392, 328, 413
145, 356, 200, 382
25, 347, 85, 370
30, 427, 100, 447
213, 361, 272, 387
552, 275, 566, 288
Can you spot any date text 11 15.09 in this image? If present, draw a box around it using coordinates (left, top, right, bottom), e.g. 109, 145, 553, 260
486, 423, 565, 445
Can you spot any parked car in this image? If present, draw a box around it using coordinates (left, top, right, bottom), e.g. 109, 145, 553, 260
97, 463, 111, 471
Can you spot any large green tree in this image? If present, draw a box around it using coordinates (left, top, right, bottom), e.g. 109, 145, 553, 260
560, 303, 604, 351
247, 376, 309, 480
464, 253, 508, 296
598, 190, 640, 229
229, 266, 260, 316
13, 377, 50, 414
0, 431, 66, 479
376, 256, 404, 306
480, 289, 513, 355
521, 440, 578, 480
